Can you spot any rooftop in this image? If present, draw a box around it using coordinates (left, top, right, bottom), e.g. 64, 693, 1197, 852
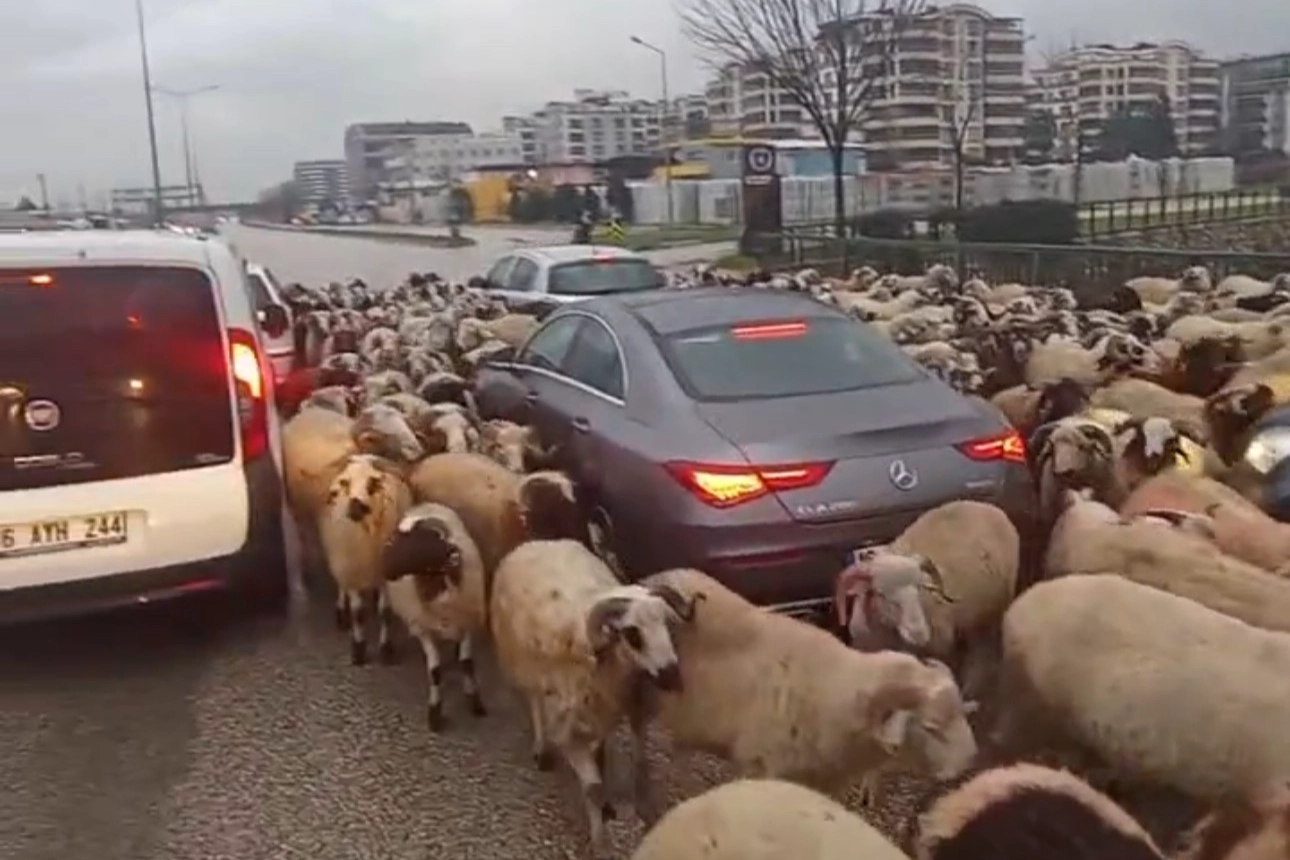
0, 229, 232, 268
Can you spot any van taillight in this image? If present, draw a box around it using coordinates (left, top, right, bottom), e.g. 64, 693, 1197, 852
228, 328, 268, 459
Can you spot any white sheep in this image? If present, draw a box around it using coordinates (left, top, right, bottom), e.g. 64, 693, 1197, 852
1044, 491, 1290, 634
1088, 377, 1209, 442
631, 779, 911, 860
835, 500, 1018, 696
490, 539, 697, 859
1168, 315, 1288, 360
1025, 332, 1160, 388
479, 419, 536, 472
996, 574, 1290, 802
638, 568, 978, 804
320, 454, 414, 665
382, 502, 489, 730
914, 763, 1164, 860
1125, 266, 1212, 305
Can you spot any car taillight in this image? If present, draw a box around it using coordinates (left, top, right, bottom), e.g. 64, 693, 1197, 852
664, 460, 834, 508
731, 320, 809, 340
228, 327, 269, 460
956, 429, 1026, 463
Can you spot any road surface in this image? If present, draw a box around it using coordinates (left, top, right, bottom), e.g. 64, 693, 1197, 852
222, 223, 735, 288
0, 579, 744, 860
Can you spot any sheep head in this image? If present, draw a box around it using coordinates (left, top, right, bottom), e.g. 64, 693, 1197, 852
431, 409, 479, 454
479, 420, 531, 472
1128, 508, 1218, 542
1031, 419, 1115, 486
1096, 333, 1162, 378
863, 660, 977, 780
584, 586, 684, 691
1112, 416, 1193, 481
1177, 335, 1245, 397
327, 454, 406, 527
383, 511, 464, 603
834, 548, 951, 650
352, 403, 425, 463
1032, 378, 1089, 433
416, 371, 472, 410
1180, 265, 1213, 293
320, 351, 366, 375
517, 471, 587, 544
1205, 383, 1276, 466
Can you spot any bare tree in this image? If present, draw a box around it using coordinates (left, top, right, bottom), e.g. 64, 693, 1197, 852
680, 0, 927, 254
948, 57, 978, 214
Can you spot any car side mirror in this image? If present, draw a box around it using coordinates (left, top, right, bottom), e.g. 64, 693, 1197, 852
258, 304, 290, 338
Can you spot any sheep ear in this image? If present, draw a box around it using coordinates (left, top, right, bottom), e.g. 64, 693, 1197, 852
876, 709, 913, 753
866, 682, 921, 754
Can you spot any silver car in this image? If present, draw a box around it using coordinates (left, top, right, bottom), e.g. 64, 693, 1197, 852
476, 245, 666, 310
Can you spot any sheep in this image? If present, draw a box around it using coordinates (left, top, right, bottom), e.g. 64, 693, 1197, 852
382, 502, 489, 730
1043, 491, 1290, 634
1089, 377, 1209, 442
1169, 316, 1288, 361
1125, 266, 1212, 305
1025, 332, 1160, 388
1205, 382, 1278, 470
319, 454, 414, 665
913, 763, 1164, 860
1121, 471, 1290, 576
1028, 417, 1118, 528
834, 501, 1018, 696
637, 568, 978, 804
631, 779, 911, 860
415, 370, 474, 410
995, 574, 1290, 804
489, 539, 697, 858
479, 419, 535, 472
1174, 781, 1290, 860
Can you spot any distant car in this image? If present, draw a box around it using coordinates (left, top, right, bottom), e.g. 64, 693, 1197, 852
243, 261, 294, 384
476, 245, 666, 313
0, 229, 289, 624
1235, 405, 1290, 520
474, 288, 1035, 618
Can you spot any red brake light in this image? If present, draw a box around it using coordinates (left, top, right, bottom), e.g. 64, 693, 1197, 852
228, 328, 269, 459
665, 460, 834, 508
29, 274, 53, 286
956, 429, 1026, 463
731, 320, 809, 341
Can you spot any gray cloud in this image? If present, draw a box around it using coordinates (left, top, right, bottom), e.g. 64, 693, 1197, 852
2, 0, 1285, 204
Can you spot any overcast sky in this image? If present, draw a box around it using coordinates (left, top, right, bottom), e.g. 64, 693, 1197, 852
2, 0, 1285, 206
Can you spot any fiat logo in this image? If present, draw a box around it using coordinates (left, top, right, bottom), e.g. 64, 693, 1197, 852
23, 399, 61, 432
888, 459, 918, 491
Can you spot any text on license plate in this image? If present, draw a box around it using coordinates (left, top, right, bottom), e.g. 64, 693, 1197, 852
849, 541, 889, 565
0, 512, 131, 559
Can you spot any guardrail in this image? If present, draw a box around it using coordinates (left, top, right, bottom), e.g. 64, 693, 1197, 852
1081, 186, 1290, 238
750, 233, 1290, 303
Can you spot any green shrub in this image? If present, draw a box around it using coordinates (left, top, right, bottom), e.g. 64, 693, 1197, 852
959, 199, 1079, 244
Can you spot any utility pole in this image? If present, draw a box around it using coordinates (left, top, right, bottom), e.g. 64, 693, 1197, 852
135, 0, 165, 225
36, 173, 49, 213
630, 36, 674, 227
153, 85, 220, 207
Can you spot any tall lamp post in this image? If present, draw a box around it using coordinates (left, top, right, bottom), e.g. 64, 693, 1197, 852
154, 84, 221, 206
630, 35, 674, 226
134, 0, 165, 224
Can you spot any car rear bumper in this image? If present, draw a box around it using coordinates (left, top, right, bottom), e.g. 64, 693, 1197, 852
640, 472, 1036, 614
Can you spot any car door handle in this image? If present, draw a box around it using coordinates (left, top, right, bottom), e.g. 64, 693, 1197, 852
572, 417, 590, 432
524, 391, 539, 404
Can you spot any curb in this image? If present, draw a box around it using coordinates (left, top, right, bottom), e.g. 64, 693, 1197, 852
242, 221, 477, 248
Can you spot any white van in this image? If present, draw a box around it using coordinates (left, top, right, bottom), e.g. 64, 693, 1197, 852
0, 230, 290, 623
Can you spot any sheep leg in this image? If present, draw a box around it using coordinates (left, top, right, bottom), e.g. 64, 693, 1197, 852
418, 634, 446, 732
528, 697, 556, 771
334, 590, 350, 631
628, 704, 658, 827
376, 588, 398, 665
457, 635, 486, 717
566, 743, 615, 860
348, 591, 368, 666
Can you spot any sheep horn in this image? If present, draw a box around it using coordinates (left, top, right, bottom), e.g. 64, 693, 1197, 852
585, 596, 630, 659
917, 556, 954, 603
650, 584, 701, 623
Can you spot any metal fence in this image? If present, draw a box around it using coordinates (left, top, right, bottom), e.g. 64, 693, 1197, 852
757, 233, 1290, 304
1081, 186, 1290, 238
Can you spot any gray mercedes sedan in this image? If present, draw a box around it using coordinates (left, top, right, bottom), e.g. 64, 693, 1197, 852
474, 287, 1034, 617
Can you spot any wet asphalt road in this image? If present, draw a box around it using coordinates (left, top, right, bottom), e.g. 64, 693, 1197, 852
0, 548, 740, 860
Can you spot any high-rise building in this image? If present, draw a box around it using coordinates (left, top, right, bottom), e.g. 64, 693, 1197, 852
1032, 41, 1221, 159
380, 132, 525, 187
343, 121, 474, 202
292, 160, 350, 205
1221, 52, 1290, 157
516, 90, 668, 164
703, 63, 815, 139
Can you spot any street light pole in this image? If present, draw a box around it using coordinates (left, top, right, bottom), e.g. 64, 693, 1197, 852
153, 85, 220, 208
630, 35, 674, 227
134, 0, 165, 225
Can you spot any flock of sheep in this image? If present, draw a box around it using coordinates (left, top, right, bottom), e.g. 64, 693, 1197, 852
272, 261, 1290, 860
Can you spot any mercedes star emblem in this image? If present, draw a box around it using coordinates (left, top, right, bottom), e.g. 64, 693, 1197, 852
23, 399, 61, 432
888, 458, 918, 491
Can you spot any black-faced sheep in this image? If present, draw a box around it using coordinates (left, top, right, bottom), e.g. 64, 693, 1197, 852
995, 574, 1290, 804
383, 502, 489, 730
490, 539, 698, 859
631, 778, 911, 860
320, 454, 414, 665
914, 763, 1164, 860
637, 568, 978, 807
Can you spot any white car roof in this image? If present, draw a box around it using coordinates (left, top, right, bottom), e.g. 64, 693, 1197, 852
520, 244, 649, 264
0, 229, 231, 268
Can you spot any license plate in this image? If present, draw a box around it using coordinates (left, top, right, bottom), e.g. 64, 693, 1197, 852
849, 541, 889, 566
0, 511, 131, 559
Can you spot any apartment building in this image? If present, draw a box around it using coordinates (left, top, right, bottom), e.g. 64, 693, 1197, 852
852, 2, 1027, 169
703, 63, 816, 139
291, 160, 350, 205
1221, 52, 1290, 157
1032, 41, 1221, 158
501, 116, 541, 164
381, 132, 524, 186
514, 90, 665, 165
343, 121, 474, 202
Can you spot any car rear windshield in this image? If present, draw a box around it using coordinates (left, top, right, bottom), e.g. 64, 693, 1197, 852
659, 316, 924, 401
548, 259, 664, 296
0, 266, 235, 491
